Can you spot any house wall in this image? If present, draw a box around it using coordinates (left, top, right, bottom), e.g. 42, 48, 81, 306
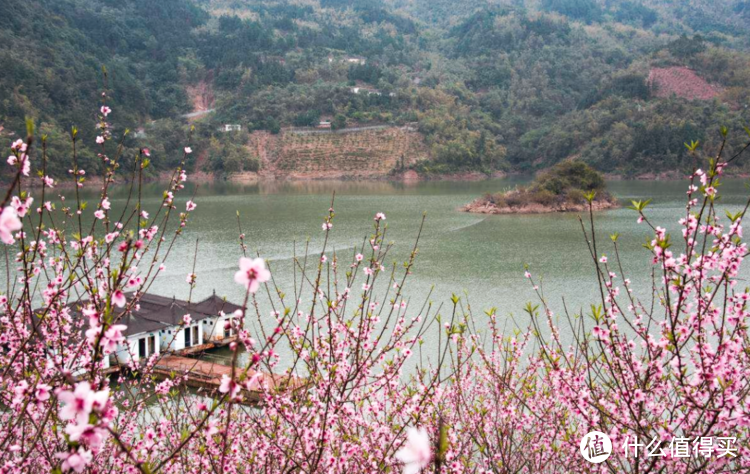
50, 346, 110, 376
160, 323, 204, 351
203, 315, 234, 342
159, 327, 179, 351
113, 332, 161, 364
113, 338, 136, 364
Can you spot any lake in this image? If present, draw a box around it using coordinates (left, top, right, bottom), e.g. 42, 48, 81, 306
26, 177, 750, 364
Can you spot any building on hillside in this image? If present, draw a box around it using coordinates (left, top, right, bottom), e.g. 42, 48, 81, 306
222, 124, 242, 132
317, 121, 332, 129
328, 55, 366, 66
350, 87, 385, 97
346, 56, 366, 65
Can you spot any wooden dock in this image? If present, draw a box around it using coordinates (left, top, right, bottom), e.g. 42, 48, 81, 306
178, 342, 215, 355
153, 355, 299, 405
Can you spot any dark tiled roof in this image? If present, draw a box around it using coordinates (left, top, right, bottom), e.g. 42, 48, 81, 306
136, 294, 212, 326
62, 292, 244, 338
116, 312, 165, 337
62, 299, 165, 338
192, 293, 245, 317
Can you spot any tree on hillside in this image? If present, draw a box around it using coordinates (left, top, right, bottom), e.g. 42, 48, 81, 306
668, 34, 707, 59
541, 0, 603, 23
332, 114, 347, 130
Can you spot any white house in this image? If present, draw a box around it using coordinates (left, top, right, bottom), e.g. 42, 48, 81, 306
222, 124, 242, 132
350, 87, 384, 97
63, 292, 245, 370
134, 295, 208, 352
328, 55, 366, 66
134, 292, 245, 351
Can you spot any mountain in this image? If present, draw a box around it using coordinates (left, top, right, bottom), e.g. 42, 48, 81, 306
2, 0, 750, 180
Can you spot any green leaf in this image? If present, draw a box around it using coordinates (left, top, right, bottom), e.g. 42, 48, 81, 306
628, 199, 652, 212
726, 210, 743, 222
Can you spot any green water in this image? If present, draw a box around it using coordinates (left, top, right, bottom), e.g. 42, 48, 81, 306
24, 178, 750, 364
121, 178, 749, 316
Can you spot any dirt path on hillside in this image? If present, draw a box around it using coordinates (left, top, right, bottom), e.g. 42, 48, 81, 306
184, 77, 215, 121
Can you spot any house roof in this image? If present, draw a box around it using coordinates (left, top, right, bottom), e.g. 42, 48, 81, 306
117, 312, 166, 337
192, 293, 245, 317
59, 292, 244, 339
134, 293, 214, 326
61, 299, 165, 338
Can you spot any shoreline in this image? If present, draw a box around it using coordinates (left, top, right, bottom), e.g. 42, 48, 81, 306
461, 196, 620, 215
10, 169, 750, 190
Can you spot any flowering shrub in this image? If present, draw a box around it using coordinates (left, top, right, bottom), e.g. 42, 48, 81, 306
1, 90, 749, 473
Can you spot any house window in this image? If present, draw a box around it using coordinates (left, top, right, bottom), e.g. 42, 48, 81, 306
139, 335, 156, 359
184, 327, 191, 347
193, 326, 200, 346
224, 321, 234, 339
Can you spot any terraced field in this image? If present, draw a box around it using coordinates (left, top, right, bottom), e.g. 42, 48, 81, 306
248, 127, 429, 179
648, 67, 722, 101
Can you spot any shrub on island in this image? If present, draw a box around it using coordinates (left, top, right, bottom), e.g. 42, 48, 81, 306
463, 160, 618, 214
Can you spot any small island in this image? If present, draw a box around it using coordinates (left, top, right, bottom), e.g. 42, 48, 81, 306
462, 161, 618, 214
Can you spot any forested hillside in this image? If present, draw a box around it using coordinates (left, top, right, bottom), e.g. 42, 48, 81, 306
2, 0, 750, 180
0, 0, 207, 176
